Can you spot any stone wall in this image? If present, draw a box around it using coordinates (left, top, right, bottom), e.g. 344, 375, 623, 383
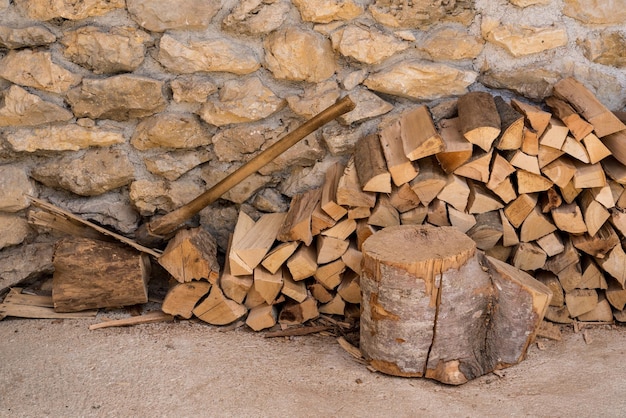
1, 0, 625, 287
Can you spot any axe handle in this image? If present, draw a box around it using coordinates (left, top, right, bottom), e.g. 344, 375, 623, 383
142, 95, 356, 241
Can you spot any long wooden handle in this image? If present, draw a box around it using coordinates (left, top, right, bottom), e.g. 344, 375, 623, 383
139, 95, 355, 243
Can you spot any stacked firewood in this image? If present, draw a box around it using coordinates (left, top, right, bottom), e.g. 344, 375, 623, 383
161, 77, 626, 330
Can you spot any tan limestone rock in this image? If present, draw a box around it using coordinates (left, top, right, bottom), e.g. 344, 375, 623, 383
364, 60, 477, 101
212, 117, 324, 175
419, 27, 484, 61
66, 75, 166, 121
482, 21, 568, 57
197, 77, 285, 127
131, 113, 211, 150
0, 242, 55, 289
222, 0, 290, 35
568, 64, 625, 111
579, 32, 626, 69
171, 75, 218, 104
322, 122, 375, 156
0, 50, 81, 94
331, 24, 409, 65
144, 149, 213, 181
61, 26, 150, 74
286, 80, 341, 119
0, 165, 35, 212
0, 0, 7, 10
158, 34, 260, 75
292, 0, 364, 23
258, 120, 325, 175
339, 69, 368, 90
127, 0, 220, 32
6, 124, 125, 152
0, 214, 31, 250
212, 122, 268, 162
480, 68, 560, 101
129, 178, 205, 216
0, 85, 73, 127
264, 27, 336, 82
14, 0, 125, 20
31, 149, 135, 196
0, 25, 56, 49
563, 0, 626, 25
337, 88, 393, 125
252, 189, 289, 214
369, 0, 474, 29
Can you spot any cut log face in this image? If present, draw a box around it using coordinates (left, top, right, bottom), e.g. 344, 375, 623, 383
162, 281, 211, 319
337, 156, 377, 208
436, 118, 473, 173
379, 120, 419, 186
354, 133, 392, 193
553, 77, 626, 138
494, 95, 524, 150
192, 285, 247, 326
52, 237, 150, 313
400, 105, 445, 161
359, 225, 550, 385
158, 227, 220, 284
321, 162, 348, 221
458, 91, 501, 151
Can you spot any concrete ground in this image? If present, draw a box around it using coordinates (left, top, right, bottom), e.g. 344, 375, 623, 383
1, 315, 625, 418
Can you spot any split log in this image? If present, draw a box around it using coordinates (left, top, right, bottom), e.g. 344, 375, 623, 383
354, 133, 392, 193
544, 96, 594, 141
409, 157, 447, 206
457, 91, 501, 151
162, 281, 211, 319
0, 288, 97, 320
602, 130, 626, 167
449, 207, 477, 234
287, 244, 318, 281
511, 242, 547, 271
551, 202, 587, 234
582, 133, 611, 165
233, 212, 287, 272
229, 211, 256, 276
539, 118, 569, 149
192, 285, 247, 325
368, 195, 400, 228
52, 237, 150, 312
318, 294, 346, 315
562, 136, 590, 164
541, 157, 576, 188
158, 227, 220, 284
337, 270, 361, 304
507, 150, 540, 175
572, 161, 606, 190
536, 232, 564, 257
277, 188, 321, 245
341, 241, 363, 274
466, 180, 504, 214
579, 257, 608, 290
494, 95, 524, 150
308, 283, 333, 303
261, 241, 299, 274
499, 209, 519, 247
321, 162, 348, 221
557, 262, 582, 293
487, 153, 516, 191
359, 224, 551, 385
578, 189, 610, 237
565, 289, 598, 318
466, 211, 503, 250
453, 150, 492, 183
316, 235, 349, 264
511, 98, 551, 137
553, 77, 625, 138
597, 243, 626, 287
314, 259, 346, 290
336, 156, 377, 208
388, 183, 421, 213
379, 119, 418, 186
519, 206, 556, 242
539, 188, 562, 213
399, 205, 428, 225
253, 266, 283, 304
516, 170, 553, 194
278, 298, 319, 325
246, 303, 277, 331
399, 105, 445, 161
544, 236, 579, 274
437, 174, 470, 212
538, 144, 565, 169
605, 280, 626, 310
426, 198, 450, 227
535, 271, 564, 307
571, 223, 620, 258
504, 193, 538, 228
577, 295, 613, 322
521, 128, 539, 156
281, 269, 307, 303
436, 118, 473, 173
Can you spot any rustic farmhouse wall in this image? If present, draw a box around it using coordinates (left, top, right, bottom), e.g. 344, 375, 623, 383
1, 0, 625, 286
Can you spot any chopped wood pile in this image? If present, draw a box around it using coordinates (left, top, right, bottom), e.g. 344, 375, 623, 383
159, 76, 626, 331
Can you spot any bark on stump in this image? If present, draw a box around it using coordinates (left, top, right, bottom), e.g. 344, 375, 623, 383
360, 225, 552, 385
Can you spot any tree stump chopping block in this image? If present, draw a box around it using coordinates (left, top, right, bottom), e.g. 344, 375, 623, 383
360, 225, 552, 385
